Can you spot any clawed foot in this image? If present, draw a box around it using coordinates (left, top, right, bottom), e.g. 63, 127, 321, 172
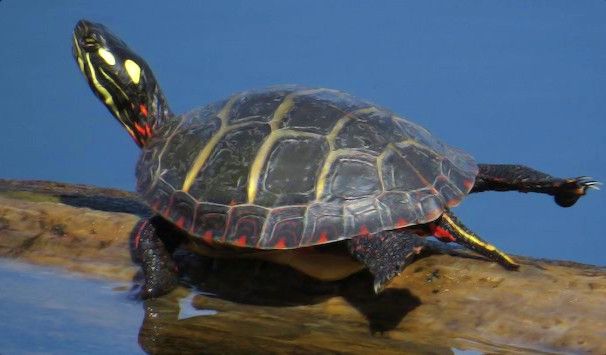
554, 176, 601, 207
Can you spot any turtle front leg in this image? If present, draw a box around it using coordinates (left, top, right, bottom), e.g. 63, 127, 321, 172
471, 164, 600, 207
348, 230, 426, 294
129, 215, 183, 299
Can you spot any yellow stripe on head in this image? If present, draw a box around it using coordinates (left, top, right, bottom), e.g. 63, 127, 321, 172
98, 48, 116, 65
124, 59, 141, 84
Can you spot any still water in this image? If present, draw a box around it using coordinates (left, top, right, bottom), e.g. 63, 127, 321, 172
0, 260, 143, 354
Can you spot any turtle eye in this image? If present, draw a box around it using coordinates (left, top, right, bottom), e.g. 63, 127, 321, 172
81, 37, 100, 51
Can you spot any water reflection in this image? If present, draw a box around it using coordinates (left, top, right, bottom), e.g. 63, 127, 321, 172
135, 253, 446, 354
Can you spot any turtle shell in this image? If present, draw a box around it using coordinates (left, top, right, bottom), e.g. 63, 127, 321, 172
136, 86, 478, 249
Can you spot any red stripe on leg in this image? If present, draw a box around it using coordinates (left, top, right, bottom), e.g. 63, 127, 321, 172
430, 224, 456, 243
133, 220, 148, 249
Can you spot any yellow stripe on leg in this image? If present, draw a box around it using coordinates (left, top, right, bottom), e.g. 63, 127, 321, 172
441, 213, 519, 268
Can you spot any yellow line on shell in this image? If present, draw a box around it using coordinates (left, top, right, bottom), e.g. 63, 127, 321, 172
314, 149, 376, 200
181, 94, 241, 192
314, 107, 378, 200
269, 89, 329, 131
247, 129, 321, 203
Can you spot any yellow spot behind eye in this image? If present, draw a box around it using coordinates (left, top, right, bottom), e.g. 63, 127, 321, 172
98, 48, 116, 65
124, 59, 141, 84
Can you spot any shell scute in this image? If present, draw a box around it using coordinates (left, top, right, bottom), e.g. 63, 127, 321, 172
257, 206, 307, 248
299, 202, 344, 246
281, 90, 372, 134
191, 202, 229, 241
327, 156, 381, 200
343, 197, 383, 238
225, 205, 268, 246
190, 123, 271, 205
375, 192, 420, 227
256, 135, 329, 207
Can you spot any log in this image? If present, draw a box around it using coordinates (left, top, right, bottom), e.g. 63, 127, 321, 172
1, 179, 605, 354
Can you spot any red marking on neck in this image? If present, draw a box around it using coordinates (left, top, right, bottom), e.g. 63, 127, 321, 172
139, 104, 148, 117
275, 238, 287, 249
134, 122, 148, 136
430, 224, 456, 243
145, 123, 152, 137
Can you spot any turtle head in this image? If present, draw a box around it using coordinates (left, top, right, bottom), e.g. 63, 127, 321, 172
72, 20, 172, 147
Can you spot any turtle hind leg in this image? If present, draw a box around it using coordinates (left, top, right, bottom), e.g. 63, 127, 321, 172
129, 215, 184, 299
434, 209, 519, 270
347, 230, 426, 294
471, 164, 600, 207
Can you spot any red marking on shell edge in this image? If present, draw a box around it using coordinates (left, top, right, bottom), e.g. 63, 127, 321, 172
235, 235, 247, 247
202, 231, 213, 244
318, 231, 329, 244
447, 198, 460, 206
229, 199, 238, 206
396, 218, 409, 228
359, 225, 370, 236
464, 179, 474, 190
275, 238, 287, 249
175, 217, 186, 229
430, 225, 456, 243
139, 104, 148, 117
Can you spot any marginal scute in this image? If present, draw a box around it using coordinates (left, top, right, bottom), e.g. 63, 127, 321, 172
257, 206, 307, 248
300, 203, 344, 246
343, 197, 383, 238
166, 191, 197, 231
375, 192, 419, 228
191, 203, 229, 242
225, 205, 268, 246
136, 85, 479, 249
144, 179, 173, 214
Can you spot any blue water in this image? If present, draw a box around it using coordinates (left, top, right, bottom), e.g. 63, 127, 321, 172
0, 260, 143, 355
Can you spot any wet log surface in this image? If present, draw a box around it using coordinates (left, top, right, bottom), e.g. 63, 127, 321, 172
1, 179, 605, 354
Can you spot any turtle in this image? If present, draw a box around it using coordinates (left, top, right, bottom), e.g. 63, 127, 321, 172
72, 20, 599, 299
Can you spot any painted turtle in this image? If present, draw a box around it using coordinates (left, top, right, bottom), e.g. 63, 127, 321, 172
72, 20, 599, 298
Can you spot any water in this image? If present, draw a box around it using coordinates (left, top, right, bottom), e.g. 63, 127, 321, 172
0, 260, 143, 355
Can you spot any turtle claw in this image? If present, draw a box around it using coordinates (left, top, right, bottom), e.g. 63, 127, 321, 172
554, 176, 601, 207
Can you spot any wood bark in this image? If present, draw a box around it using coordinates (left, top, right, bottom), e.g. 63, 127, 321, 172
1, 179, 604, 354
